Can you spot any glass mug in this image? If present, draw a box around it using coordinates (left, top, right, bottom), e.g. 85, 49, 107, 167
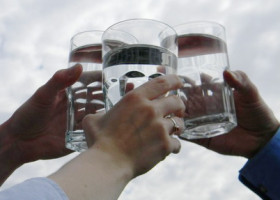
66, 30, 104, 152
102, 19, 178, 111
174, 21, 237, 139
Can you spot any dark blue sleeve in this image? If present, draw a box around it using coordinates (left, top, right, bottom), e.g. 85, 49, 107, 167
239, 128, 280, 200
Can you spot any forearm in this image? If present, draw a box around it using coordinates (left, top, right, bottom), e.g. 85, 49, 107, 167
0, 120, 23, 186
239, 127, 280, 200
49, 147, 133, 200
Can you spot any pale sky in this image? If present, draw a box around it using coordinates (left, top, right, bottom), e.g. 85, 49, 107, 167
1, 0, 280, 199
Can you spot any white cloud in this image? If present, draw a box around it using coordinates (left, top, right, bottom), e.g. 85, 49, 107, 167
1, 0, 279, 199
119, 144, 259, 200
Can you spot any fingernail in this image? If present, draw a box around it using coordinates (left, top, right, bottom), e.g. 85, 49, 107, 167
69, 63, 82, 71
225, 70, 238, 82
67, 64, 82, 79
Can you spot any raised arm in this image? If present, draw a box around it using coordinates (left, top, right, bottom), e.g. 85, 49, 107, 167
0, 64, 82, 186
49, 74, 185, 200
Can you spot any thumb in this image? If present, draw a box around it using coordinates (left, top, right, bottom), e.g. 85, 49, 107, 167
45, 64, 83, 95
224, 70, 260, 102
33, 64, 83, 104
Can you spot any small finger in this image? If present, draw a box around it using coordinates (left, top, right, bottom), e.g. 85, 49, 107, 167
169, 137, 181, 154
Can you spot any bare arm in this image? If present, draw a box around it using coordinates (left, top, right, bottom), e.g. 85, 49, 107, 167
49, 74, 186, 200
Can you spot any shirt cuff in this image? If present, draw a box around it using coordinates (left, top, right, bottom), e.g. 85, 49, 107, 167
0, 177, 69, 200
239, 127, 280, 200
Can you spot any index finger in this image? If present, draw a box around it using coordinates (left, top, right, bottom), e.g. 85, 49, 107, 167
133, 74, 183, 100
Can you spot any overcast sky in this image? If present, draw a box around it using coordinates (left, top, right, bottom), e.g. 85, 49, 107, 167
1, 0, 280, 199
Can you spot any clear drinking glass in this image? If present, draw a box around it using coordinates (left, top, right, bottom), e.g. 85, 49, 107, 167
66, 30, 104, 152
102, 19, 178, 111
174, 21, 237, 139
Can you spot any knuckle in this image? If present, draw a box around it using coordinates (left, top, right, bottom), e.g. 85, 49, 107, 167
125, 92, 158, 117
142, 104, 157, 118
123, 92, 142, 104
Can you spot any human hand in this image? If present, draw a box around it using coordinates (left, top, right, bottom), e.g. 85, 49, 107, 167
182, 70, 280, 158
82, 74, 185, 177
179, 73, 225, 119
6, 64, 83, 163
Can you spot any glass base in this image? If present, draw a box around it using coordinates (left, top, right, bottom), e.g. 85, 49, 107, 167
180, 114, 237, 140
66, 131, 88, 152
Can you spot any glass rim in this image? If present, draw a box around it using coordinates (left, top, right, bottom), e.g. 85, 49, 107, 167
173, 20, 225, 31
103, 18, 177, 37
70, 30, 104, 44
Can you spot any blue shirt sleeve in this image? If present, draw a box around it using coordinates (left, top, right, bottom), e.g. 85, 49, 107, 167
0, 177, 69, 200
239, 128, 280, 200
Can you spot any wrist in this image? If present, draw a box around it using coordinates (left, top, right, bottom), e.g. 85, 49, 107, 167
248, 125, 280, 159
0, 119, 23, 185
49, 144, 134, 200
89, 142, 134, 181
